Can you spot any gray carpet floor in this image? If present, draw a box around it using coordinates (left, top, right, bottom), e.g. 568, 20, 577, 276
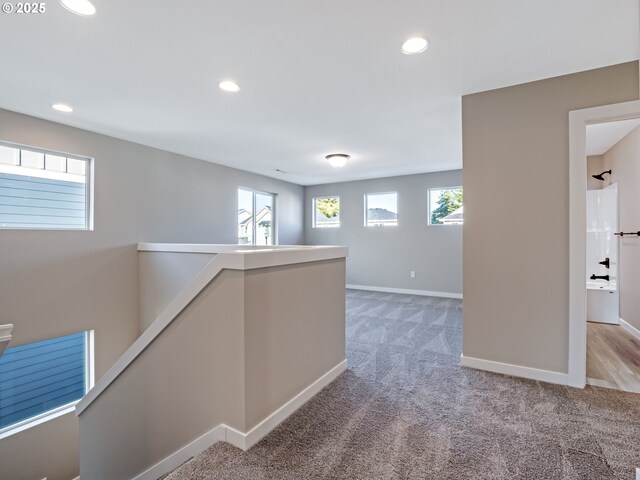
165, 290, 640, 479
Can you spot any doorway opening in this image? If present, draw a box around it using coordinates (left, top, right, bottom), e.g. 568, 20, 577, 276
569, 100, 640, 390
584, 119, 640, 393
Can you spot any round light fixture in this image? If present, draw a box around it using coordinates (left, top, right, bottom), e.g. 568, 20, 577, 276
326, 154, 350, 168
52, 103, 73, 113
219, 80, 241, 93
402, 36, 429, 54
59, 0, 96, 16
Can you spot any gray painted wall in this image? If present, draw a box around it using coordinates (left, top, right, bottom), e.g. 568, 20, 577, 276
462, 61, 639, 374
138, 251, 216, 331
0, 108, 303, 480
304, 170, 463, 295
602, 126, 640, 331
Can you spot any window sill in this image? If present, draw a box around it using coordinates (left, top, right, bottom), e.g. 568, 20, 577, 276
0, 401, 79, 440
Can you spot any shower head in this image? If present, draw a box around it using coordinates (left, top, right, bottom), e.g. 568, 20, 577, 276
592, 169, 612, 181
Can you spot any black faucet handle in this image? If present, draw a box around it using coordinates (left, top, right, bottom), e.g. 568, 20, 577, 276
598, 258, 610, 269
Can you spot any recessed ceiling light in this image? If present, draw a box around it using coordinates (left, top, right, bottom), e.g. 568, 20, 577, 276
52, 103, 73, 113
59, 0, 96, 16
326, 154, 350, 168
219, 80, 240, 93
402, 36, 429, 54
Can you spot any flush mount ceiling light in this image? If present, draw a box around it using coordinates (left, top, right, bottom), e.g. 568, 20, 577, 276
219, 80, 241, 93
59, 0, 96, 16
402, 36, 429, 54
52, 103, 73, 113
326, 153, 350, 168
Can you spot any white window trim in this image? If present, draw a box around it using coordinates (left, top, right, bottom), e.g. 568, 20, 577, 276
86, 330, 95, 390
238, 187, 278, 245
0, 401, 79, 440
364, 191, 398, 227
428, 185, 463, 226
0, 140, 94, 231
0, 330, 95, 440
312, 195, 341, 229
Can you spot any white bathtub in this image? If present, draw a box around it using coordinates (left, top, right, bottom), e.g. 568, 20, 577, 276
586, 283, 619, 324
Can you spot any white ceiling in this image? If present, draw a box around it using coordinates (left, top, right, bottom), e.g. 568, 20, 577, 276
0, 0, 638, 185
586, 118, 640, 156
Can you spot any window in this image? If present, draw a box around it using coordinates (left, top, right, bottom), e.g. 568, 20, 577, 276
429, 187, 463, 225
238, 188, 276, 245
0, 142, 92, 230
0, 331, 94, 439
313, 196, 340, 228
365, 192, 397, 227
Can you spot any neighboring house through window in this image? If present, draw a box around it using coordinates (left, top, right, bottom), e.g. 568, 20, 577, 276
365, 192, 397, 227
0, 141, 92, 230
0, 331, 94, 439
238, 188, 276, 245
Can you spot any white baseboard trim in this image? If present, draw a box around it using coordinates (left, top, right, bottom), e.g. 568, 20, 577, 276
225, 359, 348, 451
133, 425, 226, 480
132, 359, 347, 479
346, 284, 462, 300
620, 318, 640, 341
460, 354, 569, 386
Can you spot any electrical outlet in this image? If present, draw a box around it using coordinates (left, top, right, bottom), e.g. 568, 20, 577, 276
410, 271, 416, 278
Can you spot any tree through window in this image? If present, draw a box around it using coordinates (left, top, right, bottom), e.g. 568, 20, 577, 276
313, 196, 340, 228
429, 187, 463, 225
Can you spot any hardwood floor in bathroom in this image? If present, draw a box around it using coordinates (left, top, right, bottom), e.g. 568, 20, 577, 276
587, 322, 640, 393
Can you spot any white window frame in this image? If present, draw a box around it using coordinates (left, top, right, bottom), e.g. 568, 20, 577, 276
312, 195, 341, 229
364, 191, 398, 227
238, 187, 277, 245
0, 330, 95, 440
0, 140, 94, 231
428, 186, 463, 226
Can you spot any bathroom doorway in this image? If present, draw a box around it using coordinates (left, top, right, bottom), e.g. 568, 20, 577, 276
569, 100, 640, 391
584, 120, 640, 393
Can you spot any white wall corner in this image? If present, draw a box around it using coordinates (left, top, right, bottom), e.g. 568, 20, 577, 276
460, 354, 569, 386
223, 424, 248, 451
225, 359, 347, 451
620, 318, 640, 341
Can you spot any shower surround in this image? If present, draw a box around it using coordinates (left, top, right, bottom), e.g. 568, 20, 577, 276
586, 183, 618, 324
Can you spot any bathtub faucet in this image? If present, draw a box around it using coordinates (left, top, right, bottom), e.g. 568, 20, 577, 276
598, 258, 610, 269
590, 274, 609, 281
